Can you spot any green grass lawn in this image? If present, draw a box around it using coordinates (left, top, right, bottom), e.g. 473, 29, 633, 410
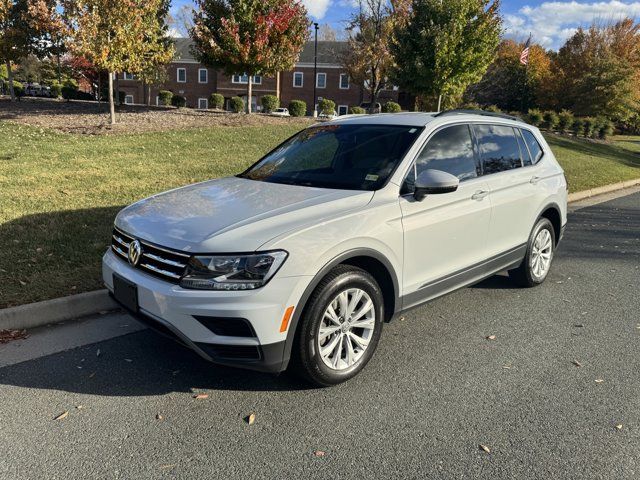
1, 122, 639, 308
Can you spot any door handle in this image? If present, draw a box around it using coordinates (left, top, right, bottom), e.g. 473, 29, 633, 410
471, 190, 489, 200
530, 176, 541, 185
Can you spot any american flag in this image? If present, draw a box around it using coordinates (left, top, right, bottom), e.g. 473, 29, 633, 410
520, 35, 532, 65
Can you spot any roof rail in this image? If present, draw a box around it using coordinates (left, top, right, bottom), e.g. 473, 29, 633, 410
435, 109, 523, 122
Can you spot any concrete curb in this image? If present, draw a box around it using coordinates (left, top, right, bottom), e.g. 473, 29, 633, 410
1, 178, 639, 333
568, 178, 640, 203
0, 290, 118, 332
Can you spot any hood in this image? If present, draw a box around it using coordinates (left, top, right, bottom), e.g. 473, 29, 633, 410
115, 176, 373, 252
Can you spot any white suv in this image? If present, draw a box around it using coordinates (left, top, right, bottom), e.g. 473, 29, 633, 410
103, 111, 567, 386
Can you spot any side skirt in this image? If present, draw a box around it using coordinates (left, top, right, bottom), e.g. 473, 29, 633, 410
399, 244, 527, 313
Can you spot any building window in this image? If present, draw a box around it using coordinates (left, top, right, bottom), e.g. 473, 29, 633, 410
316, 72, 326, 89
338, 105, 348, 116
177, 68, 186, 83
198, 98, 208, 110
339, 74, 349, 89
293, 72, 303, 88
232, 74, 262, 85
198, 69, 208, 84
123, 72, 134, 80
124, 95, 134, 105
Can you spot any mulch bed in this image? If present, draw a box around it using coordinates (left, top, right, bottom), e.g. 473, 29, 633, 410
0, 97, 313, 135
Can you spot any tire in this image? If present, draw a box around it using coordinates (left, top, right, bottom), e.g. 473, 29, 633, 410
509, 217, 556, 288
291, 265, 384, 386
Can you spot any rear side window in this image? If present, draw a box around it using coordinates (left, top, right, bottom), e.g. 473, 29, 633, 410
515, 129, 532, 166
404, 124, 479, 192
521, 129, 544, 164
474, 124, 523, 174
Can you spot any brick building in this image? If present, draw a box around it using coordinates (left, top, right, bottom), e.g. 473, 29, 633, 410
118, 38, 400, 115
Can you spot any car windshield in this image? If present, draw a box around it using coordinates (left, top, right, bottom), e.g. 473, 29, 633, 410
238, 124, 423, 190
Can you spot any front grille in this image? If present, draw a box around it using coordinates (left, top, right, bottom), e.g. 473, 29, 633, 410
111, 227, 190, 283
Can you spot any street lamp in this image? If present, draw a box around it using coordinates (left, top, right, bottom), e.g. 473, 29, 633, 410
313, 22, 319, 117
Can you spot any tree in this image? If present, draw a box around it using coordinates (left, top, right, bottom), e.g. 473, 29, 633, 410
0, 0, 30, 100
167, 4, 194, 38
551, 19, 640, 121
65, 0, 174, 124
391, 0, 502, 112
340, 0, 407, 113
192, 0, 310, 113
465, 39, 553, 112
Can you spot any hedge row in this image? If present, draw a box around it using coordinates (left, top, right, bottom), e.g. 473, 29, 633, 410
527, 108, 614, 139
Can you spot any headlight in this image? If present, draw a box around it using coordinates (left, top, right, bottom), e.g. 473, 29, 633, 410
179, 251, 288, 291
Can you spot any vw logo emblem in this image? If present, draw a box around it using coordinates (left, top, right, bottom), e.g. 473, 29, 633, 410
128, 240, 142, 266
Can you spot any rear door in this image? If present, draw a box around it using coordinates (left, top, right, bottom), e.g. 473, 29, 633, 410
399, 124, 492, 305
473, 124, 541, 257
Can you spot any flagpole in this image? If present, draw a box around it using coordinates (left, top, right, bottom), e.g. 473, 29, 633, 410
521, 33, 531, 113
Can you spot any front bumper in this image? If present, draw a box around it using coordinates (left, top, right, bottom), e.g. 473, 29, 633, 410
102, 249, 310, 373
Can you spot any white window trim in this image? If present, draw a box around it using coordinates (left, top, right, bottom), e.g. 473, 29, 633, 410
198, 98, 208, 110
293, 72, 304, 88
338, 105, 348, 115
339, 74, 349, 90
124, 95, 134, 105
177, 68, 186, 83
155, 96, 160, 106
123, 72, 134, 80
232, 74, 262, 85
316, 72, 327, 89
198, 68, 208, 84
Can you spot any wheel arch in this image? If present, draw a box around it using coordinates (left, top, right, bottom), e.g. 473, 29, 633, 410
537, 203, 563, 245
280, 248, 400, 371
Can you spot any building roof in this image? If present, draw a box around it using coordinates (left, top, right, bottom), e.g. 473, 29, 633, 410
171, 38, 348, 66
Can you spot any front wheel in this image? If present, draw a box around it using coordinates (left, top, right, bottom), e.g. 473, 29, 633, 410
509, 217, 556, 287
291, 265, 384, 386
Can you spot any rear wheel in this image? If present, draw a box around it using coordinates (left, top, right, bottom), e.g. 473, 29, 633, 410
291, 265, 384, 386
509, 217, 555, 287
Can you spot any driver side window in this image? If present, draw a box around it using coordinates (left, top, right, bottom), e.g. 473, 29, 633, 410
403, 124, 479, 193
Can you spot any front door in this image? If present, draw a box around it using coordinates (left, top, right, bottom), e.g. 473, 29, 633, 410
400, 124, 492, 308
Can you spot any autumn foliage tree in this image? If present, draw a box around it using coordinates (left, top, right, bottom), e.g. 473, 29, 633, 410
192, 0, 310, 113
65, 0, 174, 124
340, 0, 408, 113
466, 39, 553, 111
391, 0, 502, 111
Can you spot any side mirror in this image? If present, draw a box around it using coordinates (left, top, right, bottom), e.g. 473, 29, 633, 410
414, 169, 459, 201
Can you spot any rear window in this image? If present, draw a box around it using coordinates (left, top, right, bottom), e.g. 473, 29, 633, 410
474, 124, 523, 174
521, 129, 544, 164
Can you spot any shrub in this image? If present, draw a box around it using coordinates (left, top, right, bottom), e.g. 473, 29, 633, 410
288, 99, 306, 117
571, 117, 585, 136
542, 111, 559, 130
458, 102, 482, 111
261, 94, 279, 113
485, 104, 502, 113
382, 101, 401, 113
12, 81, 25, 98
582, 117, 596, 138
171, 95, 186, 108
527, 108, 543, 127
158, 90, 173, 106
230, 96, 244, 113
74, 90, 94, 101
597, 117, 614, 139
49, 82, 62, 98
318, 98, 335, 115
557, 110, 574, 134
349, 106, 366, 114
209, 93, 224, 110
61, 79, 78, 100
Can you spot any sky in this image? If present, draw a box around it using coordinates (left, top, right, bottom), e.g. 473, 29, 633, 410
172, 1, 640, 50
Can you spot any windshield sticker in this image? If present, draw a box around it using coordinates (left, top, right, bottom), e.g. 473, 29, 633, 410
365, 174, 379, 182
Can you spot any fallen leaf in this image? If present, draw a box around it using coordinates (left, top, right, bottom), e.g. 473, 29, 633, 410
124, 359, 132, 363
193, 394, 209, 400
96, 349, 101, 357
159, 464, 176, 470
573, 324, 584, 328
246, 413, 256, 425
19, 280, 26, 286
313, 451, 326, 457
572, 360, 583, 368
0, 329, 29, 344
54, 411, 69, 421
486, 335, 496, 341
595, 379, 604, 383
156, 414, 163, 420
502, 365, 512, 369
615, 424, 623, 430
76, 405, 84, 410
479, 444, 491, 454
88, 372, 96, 378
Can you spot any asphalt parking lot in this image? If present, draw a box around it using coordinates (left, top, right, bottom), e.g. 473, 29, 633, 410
1, 191, 639, 480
